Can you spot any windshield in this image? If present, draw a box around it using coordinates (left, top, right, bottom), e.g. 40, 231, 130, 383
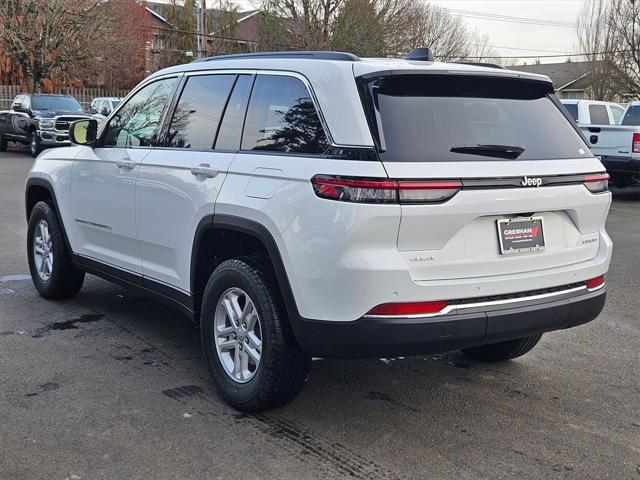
31, 96, 83, 112
364, 74, 590, 162
622, 105, 640, 125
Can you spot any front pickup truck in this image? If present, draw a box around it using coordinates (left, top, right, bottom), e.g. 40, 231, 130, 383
0, 94, 92, 157
578, 124, 640, 188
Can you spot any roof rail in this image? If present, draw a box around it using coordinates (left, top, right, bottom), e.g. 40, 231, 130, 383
194, 51, 361, 63
451, 61, 504, 69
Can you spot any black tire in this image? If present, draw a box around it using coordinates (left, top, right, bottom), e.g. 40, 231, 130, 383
0, 133, 7, 152
461, 334, 542, 362
200, 257, 310, 412
30, 131, 42, 157
27, 201, 84, 299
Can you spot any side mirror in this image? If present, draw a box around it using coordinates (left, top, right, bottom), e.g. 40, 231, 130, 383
69, 119, 98, 147
100, 107, 109, 116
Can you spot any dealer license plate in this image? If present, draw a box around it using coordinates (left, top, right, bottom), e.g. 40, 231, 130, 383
497, 217, 545, 255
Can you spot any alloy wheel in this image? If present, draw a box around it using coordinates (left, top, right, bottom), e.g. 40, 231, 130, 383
214, 287, 262, 383
33, 219, 53, 281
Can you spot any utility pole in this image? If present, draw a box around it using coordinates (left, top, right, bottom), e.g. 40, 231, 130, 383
202, 1, 207, 56
195, 1, 202, 58
144, 41, 152, 76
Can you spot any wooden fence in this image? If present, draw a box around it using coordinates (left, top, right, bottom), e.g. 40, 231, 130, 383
0, 85, 130, 110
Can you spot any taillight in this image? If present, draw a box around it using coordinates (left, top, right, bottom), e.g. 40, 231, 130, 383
311, 175, 461, 204
397, 180, 462, 203
586, 275, 605, 290
584, 173, 609, 193
633, 133, 640, 153
367, 300, 449, 317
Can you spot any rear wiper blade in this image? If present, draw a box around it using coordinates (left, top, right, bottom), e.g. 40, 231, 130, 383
450, 144, 525, 159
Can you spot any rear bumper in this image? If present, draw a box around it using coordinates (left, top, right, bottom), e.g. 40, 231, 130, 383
290, 285, 606, 358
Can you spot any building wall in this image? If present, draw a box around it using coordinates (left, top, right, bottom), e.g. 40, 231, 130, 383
558, 90, 586, 100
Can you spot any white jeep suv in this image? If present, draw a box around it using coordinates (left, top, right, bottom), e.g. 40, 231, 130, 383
25, 50, 612, 411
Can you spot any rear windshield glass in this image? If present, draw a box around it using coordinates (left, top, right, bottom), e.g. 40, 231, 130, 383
622, 105, 640, 125
31, 96, 83, 112
365, 75, 590, 162
563, 103, 579, 122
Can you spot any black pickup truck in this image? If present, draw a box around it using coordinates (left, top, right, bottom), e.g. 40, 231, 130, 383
0, 94, 92, 157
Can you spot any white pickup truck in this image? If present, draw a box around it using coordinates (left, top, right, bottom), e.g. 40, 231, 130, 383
562, 100, 640, 188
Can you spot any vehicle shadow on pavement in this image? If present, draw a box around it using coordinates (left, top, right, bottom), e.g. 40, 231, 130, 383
72, 277, 545, 430
610, 186, 640, 201
4, 272, 637, 478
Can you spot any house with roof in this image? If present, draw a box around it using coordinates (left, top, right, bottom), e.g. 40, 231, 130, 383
510, 61, 593, 99
145, 0, 298, 55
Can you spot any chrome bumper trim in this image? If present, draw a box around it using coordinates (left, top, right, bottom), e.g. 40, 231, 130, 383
365, 282, 604, 319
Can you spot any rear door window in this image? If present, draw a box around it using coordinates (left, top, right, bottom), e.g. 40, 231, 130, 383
588, 104, 610, 125
622, 106, 640, 126
363, 74, 590, 162
241, 75, 329, 154
167, 74, 235, 150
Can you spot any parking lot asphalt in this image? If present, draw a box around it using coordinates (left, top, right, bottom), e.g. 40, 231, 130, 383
0, 150, 639, 480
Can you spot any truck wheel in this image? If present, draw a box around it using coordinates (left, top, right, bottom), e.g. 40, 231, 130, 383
30, 131, 42, 157
0, 133, 7, 152
27, 201, 85, 299
200, 258, 310, 412
461, 334, 542, 362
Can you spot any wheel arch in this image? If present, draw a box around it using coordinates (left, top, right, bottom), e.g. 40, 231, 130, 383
191, 214, 299, 318
25, 177, 73, 255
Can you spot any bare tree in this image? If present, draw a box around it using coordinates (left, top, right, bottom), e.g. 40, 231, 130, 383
394, 3, 471, 61
331, 0, 391, 56
206, 1, 242, 55
260, 0, 342, 49
258, 0, 476, 60
577, 0, 620, 100
0, 0, 126, 90
578, 0, 640, 100
163, 0, 198, 61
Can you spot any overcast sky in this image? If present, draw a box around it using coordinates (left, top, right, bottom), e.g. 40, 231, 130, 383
203, 0, 586, 64
431, 0, 584, 63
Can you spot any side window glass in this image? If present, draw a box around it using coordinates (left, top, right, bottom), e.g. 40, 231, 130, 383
215, 75, 253, 151
610, 105, 624, 124
563, 104, 578, 122
241, 75, 329, 154
102, 78, 176, 147
167, 74, 235, 150
588, 104, 610, 125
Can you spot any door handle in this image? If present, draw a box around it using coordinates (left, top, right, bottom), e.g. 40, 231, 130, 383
116, 159, 136, 169
190, 163, 219, 178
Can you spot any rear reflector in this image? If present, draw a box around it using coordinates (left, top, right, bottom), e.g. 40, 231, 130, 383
583, 173, 609, 193
311, 175, 461, 204
586, 275, 605, 290
367, 300, 449, 316
633, 133, 640, 153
